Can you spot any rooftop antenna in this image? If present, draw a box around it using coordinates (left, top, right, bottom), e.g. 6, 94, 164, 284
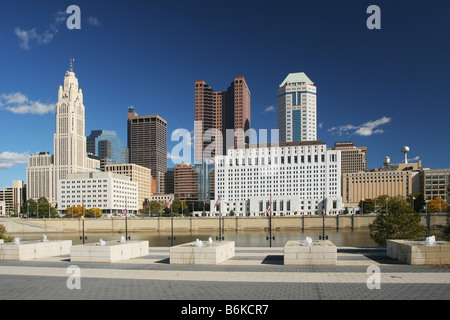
69, 58, 75, 72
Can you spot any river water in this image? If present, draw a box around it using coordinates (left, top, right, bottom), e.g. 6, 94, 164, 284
10, 228, 377, 247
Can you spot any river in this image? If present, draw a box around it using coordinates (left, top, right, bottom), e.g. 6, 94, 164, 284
10, 228, 377, 247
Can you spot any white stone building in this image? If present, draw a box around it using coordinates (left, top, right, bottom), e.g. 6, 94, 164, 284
277, 73, 317, 142
27, 63, 100, 205
57, 172, 139, 215
210, 141, 343, 216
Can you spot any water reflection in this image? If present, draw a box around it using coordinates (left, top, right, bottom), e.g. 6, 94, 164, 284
11, 229, 376, 247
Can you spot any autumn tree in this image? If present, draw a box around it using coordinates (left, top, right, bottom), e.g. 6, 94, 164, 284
427, 197, 448, 213
65, 206, 84, 218
86, 208, 103, 218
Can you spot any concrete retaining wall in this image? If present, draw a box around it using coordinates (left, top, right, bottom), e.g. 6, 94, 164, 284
0, 214, 448, 234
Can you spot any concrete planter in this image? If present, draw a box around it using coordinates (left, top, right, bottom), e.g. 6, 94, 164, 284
0, 240, 72, 261
387, 239, 450, 265
170, 241, 235, 265
284, 240, 337, 265
70, 240, 149, 263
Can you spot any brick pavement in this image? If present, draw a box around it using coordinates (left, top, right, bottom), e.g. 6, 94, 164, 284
0, 247, 449, 301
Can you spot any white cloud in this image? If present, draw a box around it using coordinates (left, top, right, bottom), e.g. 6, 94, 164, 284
0, 92, 55, 115
408, 156, 420, 162
14, 27, 56, 50
0, 151, 29, 169
328, 116, 391, 137
15, 10, 102, 49
0, 92, 28, 105
88, 16, 101, 27
263, 105, 275, 113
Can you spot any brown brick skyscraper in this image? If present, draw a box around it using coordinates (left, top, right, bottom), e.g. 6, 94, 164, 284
127, 107, 167, 179
194, 76, 251, 163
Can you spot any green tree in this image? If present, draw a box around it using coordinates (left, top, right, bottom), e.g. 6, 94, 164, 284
149, 201, 165, 216
21, 199, 38, 217
0, 225, 14, 242
359, 199, 375, 214
408, 193, 425, 213
369, 196, 425, 246
37, 202, 58, 218
172, 199, 188, 215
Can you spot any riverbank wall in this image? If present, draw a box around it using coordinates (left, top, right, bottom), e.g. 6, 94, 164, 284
1, 214, 448, 234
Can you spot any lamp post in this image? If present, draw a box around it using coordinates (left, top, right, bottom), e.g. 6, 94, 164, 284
125, 196, 130, 241
266, 194, 275, 247
168, 200, 176, 246
80, 196, 87, 244
386, 197, 389, 214
215, 197, 224, 242
319, 191, 328, 240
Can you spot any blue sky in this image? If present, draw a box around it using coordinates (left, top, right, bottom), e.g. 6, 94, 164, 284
0, 0, 449, 189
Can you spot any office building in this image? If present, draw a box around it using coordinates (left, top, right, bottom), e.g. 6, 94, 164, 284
87, 130, 128, 165
27, 64, 100, 205
332, 141, 367, 174
277, 73, 317, 143
421, 169, 450, 202
57, 171, 139, 215
127, 107, 167, 179
105, 163, 152, 210
211, 141, 343, 216
174, 162, 214, 208
342, 160, 422, 206
0, 201, 5, 216
0, 180, 26, 216
194, 76, 251, 163
164, 168, 174, 195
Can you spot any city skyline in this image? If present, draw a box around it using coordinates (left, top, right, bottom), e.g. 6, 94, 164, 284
1, 0, 450, 188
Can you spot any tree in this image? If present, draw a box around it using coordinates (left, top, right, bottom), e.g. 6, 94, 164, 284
86, 208, 103, 218
65, 206, 84, 218
369, 196, 425, 246
427, 197, 448, 213
375, 195, 390, 213
0, 225, 14, 242
148, 201, 164, 216
408, 193, 425, 213
359, 199, 375, 214
172, 199, 188, 215
21, 199, 37, 217
37, 202, 58, 218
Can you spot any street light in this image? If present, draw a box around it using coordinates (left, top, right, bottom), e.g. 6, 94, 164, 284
386, 197, 389, 214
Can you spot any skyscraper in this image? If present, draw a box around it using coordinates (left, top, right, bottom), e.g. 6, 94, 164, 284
277, 73, 317, 142
27, 62, 100, 205
87, 130, 128, 165
194, 76, 251, 164
127, 107, 167, 179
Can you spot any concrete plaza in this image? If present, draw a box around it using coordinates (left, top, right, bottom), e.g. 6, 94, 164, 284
0, 246, 449, 300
